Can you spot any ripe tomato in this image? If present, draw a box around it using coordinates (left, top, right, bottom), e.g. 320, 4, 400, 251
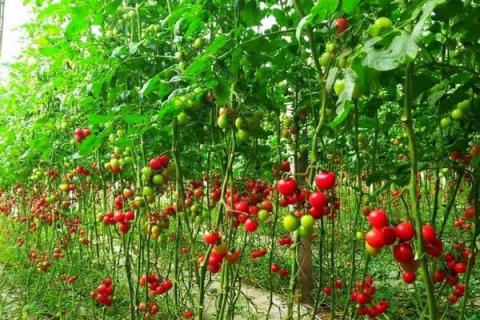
395, 222, 415, 241
245, 218, 259, 232
315, 171, 336, 190
182, 310, 194, 319
402, 271, 416, 284
309, 191, 327, 208
270, 263, 280, 273
433, 271, 445, 283
422, 224, 437, 244
203, 231, 221, 245
277, 178, 297, 196
453, 262, 466, 274
393, 243, 414, 263
367, 209, 388, 229
365, 228, 385, 249
309, 205, 325, 219
335, 17, 348, 34
381, 226, 396, 245
464, 206, 475, 219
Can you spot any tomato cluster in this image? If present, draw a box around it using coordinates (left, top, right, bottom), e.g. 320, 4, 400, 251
74, 128, 91, 143
351, 277, 389, 318
90, 278, 114, 307
139, 274, 173, 296
101, 210, 135, 233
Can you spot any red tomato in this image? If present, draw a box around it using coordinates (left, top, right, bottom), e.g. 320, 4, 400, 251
395, 222, 415, 241
335, 17, 348, 34
277, 178, 297, 196
244, 219, 259, 232
308, 191, 327, 208
315, 171, 336, 190
367, 209, 388, 229
365, 228, 385, 249
402, 271, 416, 284
422, 224, 437, 244
393, 243, 414, 263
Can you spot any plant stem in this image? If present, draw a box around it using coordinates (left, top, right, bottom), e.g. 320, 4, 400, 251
402, 63, 437, 320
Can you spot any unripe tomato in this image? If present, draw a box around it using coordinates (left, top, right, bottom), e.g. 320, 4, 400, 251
283, 214, 299, 232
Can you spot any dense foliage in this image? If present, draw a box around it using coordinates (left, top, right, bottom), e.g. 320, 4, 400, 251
0, 0, 479, 319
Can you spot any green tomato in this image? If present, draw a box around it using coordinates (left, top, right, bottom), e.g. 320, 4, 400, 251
191, 203, 200, 213
253, 110, 264, 120
298, 226, 312, 238
283, 214, 299, 232
337, 56, 347, 68
195, 216, 203, 224
142, 166, 153, 177
325, 42, 336, 53
116, 129, 125, 138
236, 129, 249, 142
258, 209, 269, 221
355, 231, 364, 240
440, 117, 451, 128
177, 112, 188, 124
217, 115, 229, 129
193, 38, 203, 49
319, 52, 332, 67
235, 117, 246, 129
451, 108, 464, 120
456, 99, 470, 112
300, 214, 314, 230
369, 17, 392, 37
152, 174, 164, 185
334, 79, 345, 96
143, 186, 154, 197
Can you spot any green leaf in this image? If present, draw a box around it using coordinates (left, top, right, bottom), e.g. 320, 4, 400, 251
363, 32, 418, 71
79, 126, 113, 155
329, 100, 352, 128
271, 9, 289, 27
241, 1, 263, 26
65, 16, 89, 41
184, 35, 229, 77
326, 67, 338, 93
359, 117, 376, 129
296, 14, 312, 43
311, 0, 337, 23
139, 74, 171, 99
412, 0, 445, 40
342, 0, 359, 14
89, 114, 114, 125
329, 68, 356, 128
213, 80, 230, 106
38, 44, 62, 56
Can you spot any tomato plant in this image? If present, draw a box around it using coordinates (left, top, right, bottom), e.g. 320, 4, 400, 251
0, 0, 479, 319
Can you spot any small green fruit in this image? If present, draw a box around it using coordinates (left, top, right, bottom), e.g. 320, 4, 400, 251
334, 79, 345, 96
